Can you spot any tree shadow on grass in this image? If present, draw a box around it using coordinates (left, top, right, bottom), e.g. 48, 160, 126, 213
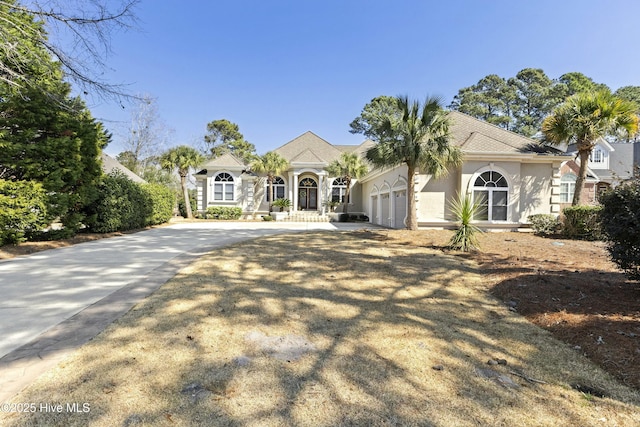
3, 231, 640, 426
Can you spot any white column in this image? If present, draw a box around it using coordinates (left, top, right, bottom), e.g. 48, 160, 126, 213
292, 172, 299, 212
318, 174, 325, 214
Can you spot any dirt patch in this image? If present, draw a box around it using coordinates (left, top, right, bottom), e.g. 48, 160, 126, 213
369, 229, 640, 391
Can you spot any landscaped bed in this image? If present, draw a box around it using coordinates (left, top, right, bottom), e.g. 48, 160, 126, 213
1, 230, 638, 426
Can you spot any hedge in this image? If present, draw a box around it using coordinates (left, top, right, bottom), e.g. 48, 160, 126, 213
205, 206, 242, 220
85, 172, 175, 233
141, 183, 175, 225
0, 179, 48, 244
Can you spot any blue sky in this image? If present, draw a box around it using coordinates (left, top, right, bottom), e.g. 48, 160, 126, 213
88, 0, 640, 156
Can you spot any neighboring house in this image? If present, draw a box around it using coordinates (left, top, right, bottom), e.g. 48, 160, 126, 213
195, 111, 564, 229
101, 152, 146, 183
559, 140, 639, 207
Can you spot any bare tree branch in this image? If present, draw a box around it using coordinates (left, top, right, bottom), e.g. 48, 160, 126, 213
0, 0, 140, 102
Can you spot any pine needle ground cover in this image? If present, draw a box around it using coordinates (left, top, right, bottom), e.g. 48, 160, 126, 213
2, 231, 638, 426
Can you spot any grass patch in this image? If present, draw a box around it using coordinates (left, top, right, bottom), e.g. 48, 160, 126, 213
2, 231, 639, 426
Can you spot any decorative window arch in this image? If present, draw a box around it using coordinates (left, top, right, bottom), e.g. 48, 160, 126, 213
472, 170, 509, 221
299, 177, 317, 188
331, 177, 349, 203
214, 172, 234, 201
265, 176, 286, 202
560, 173, 576, 203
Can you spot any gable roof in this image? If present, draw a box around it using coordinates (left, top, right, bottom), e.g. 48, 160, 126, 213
101, 153, 146, 183
274, 131, 344, 165
449, 111, 556, 155
200, 152, 246, 169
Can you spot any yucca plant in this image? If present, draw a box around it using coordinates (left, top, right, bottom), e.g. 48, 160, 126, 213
448, 193, 483, 252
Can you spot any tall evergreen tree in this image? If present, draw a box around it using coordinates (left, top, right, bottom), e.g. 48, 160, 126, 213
449, 74, 515, 130
204, 119, 256, 163
508, 68, 556, 137
0, 5, 110, 234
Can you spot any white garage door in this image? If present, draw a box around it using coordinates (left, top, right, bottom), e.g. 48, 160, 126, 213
380, 193, 390, 227
371, 195, 378, 225
394, 190, 407, 229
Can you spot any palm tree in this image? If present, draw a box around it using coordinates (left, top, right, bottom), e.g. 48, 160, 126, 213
542, 90, 638, 206
326, 152, 368, 215
366, 96, 463, 230
250, 151, 289, 213
160, 145, 204, 219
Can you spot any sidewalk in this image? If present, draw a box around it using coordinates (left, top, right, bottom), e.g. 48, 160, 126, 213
0, 221, 374, 402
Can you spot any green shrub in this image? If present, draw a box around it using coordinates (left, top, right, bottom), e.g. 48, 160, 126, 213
599, 180, 640, 280
262, 215, 273, 221
205, 206, 242, 220
562, 205, 603, 240
528, 214, 561, 236
142, 183, 175, 225
0, 180, 48, 244
85, 172, 152, 233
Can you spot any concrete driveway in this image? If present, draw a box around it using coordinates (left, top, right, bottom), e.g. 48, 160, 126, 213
0, 221, 372, 401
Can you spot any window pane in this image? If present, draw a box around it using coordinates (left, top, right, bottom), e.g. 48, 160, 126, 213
224, 183, 233, 201
473, 191, 488, 220
276, 186, 285, 199
214, 183, 223, 200
492, 206, 507, 221
493, 191, 507, 206
331, 188, 340, 203
495, 175, 508, 187
560, 183, 569, 203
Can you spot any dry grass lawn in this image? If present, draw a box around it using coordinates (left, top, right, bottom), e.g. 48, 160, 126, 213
2, 230, 639, 426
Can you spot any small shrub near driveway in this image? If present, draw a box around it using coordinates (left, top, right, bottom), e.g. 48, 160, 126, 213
205, 206, 242, 220
528, 214, 560, 236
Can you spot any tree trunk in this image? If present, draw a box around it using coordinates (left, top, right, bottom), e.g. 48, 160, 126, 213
406, 164, 417, 230
572, 149, 590, 206
181, 175, 193, 218
343, 177, 351, 215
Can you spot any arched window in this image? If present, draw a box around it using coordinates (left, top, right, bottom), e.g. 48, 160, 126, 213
214, 172, 234, 201
472, 170, 508, 221
331, 177, 349, 203
265, 176, 285, 202
560, 173, 576, 203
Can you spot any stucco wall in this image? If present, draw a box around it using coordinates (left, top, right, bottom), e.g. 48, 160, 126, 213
519, 163, 553, 221
415, 170, 459, 222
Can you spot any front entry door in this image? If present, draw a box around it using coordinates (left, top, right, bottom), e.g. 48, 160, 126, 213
298, 177, 318, 210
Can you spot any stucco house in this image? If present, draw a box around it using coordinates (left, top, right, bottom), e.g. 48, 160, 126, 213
195, 111, 565, 230
558, 140, 639, 208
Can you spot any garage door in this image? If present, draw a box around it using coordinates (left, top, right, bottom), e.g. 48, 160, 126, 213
394, 190, 407, 229
371, 195, 378, 225
380, 194, 390, 227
